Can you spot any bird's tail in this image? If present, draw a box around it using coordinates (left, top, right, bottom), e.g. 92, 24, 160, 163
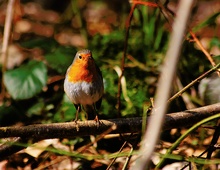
83, 104, 97, 120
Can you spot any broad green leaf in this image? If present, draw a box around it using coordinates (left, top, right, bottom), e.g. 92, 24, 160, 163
45, 46, 76, 74
4, 60, 47, 100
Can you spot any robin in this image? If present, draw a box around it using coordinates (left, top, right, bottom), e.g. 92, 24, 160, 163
64, 49, 104, 122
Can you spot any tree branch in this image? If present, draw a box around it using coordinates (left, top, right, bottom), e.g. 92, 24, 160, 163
0, 102, 220, 160
0, 103, 220, 140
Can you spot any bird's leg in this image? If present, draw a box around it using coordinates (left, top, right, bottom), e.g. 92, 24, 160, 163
74, 104, 81, 122
94, 114, 99, 122
93, 104, 100, 125
94, 114, 100, 127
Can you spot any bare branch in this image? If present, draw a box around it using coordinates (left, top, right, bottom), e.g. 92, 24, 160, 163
0, 102, 220, 159
0, 103, 220, 139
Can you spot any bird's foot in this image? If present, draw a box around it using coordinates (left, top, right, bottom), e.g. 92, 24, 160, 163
73, 118, 80, 131
94, 115, 101, 127
73, 118, 78, 124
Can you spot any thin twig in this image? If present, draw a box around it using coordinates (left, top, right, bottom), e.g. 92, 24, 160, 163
1, 0, 16, 96
117, 1, 158, 116
117, 3, 136, 117
180, 123, 220, 170
156, 0, 173, 31
132, 0, 158, 8
122, 146, 133, 170
158, 1, 219, 76
106, 141, 128, 170
206, 123, 220, 159
156, 113, 220, 168
189, 31, 218, 69
131, 0, 194, 169
77, 125, 117, 153
168, 63, 220, 103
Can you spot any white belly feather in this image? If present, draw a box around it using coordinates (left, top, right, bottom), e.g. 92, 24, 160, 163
64, 79, 103, 105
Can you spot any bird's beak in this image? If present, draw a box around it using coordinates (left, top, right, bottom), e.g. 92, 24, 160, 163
86, 54, 93, 61
83, 53, 91, 59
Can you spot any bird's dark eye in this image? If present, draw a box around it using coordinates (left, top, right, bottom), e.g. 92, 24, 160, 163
78, 55, 82, 59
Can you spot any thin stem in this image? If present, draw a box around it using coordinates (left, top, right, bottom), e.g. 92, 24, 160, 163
1, 0, 16, 96
156, 113, 220, 168
189, 31, 217, 69
168, 63, 220, 103
131, 0, 194, 169
117, 3, 136, 117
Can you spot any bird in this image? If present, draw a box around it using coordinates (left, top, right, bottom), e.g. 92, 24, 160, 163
64, 49, 104, 122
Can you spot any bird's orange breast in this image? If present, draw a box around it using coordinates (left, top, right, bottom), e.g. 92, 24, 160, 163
67, 62, 96, 83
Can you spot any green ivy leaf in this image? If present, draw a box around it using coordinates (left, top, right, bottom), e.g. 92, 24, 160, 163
4, 60, 47, 100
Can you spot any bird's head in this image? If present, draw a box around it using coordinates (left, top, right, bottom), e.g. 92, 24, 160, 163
73, 49, 94, 67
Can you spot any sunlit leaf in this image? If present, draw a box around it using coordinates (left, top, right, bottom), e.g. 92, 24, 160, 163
4, 60, 47, 100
